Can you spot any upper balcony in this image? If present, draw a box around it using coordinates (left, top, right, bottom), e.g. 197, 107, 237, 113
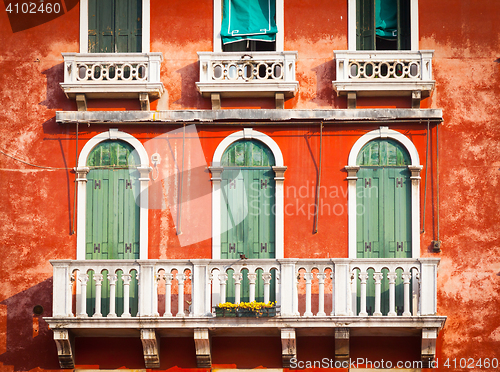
60, 52, 164, 111
46, 257, 445, 369
196, 51, 299, 109
333, 50, 435, 108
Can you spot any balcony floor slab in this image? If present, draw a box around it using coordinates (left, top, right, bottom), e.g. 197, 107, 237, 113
45, 316, 446, 338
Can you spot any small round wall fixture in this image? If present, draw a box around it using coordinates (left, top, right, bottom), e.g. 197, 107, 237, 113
33, 305, 44, 316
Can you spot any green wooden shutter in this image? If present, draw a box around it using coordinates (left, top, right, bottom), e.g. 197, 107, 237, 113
386, 168, 411, 258
115, 0, 142, 53
88, 0, 142, 53
397, 0, 411, 50
88, 0, 115, 53
356, 168, 382, 259
357, 0, 376, 50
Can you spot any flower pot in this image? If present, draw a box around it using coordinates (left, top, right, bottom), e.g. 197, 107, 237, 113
215, 308, 236, 317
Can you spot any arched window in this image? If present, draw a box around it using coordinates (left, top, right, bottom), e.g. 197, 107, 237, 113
220, 140, 276, 303
86, 140, 140, 260
75, 129, 150, 316
85, 140, 140, 316
347, 128, 422, 317
356, 139, 412, 259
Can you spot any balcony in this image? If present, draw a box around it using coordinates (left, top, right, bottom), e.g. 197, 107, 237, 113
60, 52, 164, 111
46, 258, 445, 369
333, 50, 435, 108
196, 51, 299, 109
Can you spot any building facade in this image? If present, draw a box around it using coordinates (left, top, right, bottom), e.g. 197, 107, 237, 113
0, 0, 499, 371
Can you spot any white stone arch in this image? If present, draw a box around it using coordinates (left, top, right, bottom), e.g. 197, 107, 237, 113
346, 127, 422, 259
75, 129, 151, 260
209, 128, 286, 260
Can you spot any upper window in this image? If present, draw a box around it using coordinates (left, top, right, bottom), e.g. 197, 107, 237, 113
349, 0, 418, 51
79, 0, 150, 53
88, 0, 142, 53
357, 0, 410, 50
221, 0, 277, 52
213, 0, 284, 52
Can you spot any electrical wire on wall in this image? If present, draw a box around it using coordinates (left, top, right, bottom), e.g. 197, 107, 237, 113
421, 119, 430, 233
313, 121, 323, 234
434, 122, 441, 252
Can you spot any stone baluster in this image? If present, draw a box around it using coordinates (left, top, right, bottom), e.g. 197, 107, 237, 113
122, 273, 132, 318
388, 272, 397, 316
317, 272, 326, 317
330, 271, 335, 316
403, 272, 412, 316
218, 273, 228, 305
164, 273, 173, 317
107, 273, 118, 317
78, 273, 89, 317
358, 272, 369, 316
233, 273, 242, 304
247, 273, 257, 303
304, 272, 313, 317
373, 272, 383, 316
263, 272, 273, 304
177, 272, 185, 317
153, 272, 159, 317
67, 272, 75, 317
93, 273, 104, 317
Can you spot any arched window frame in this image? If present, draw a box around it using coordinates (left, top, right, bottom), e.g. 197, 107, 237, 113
209, 128, 286, 259
346, 126, 422, 259
75, 129, 151, 260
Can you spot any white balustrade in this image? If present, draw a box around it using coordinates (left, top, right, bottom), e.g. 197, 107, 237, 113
49, 258, 439, 319
60, 52, 164, 99
196, 51, 298, 98
333, 50, 435, 97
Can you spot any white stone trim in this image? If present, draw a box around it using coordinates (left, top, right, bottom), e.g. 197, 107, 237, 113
347, 127, 421, 259
76, 129, 150, 260
210, 129, 285, 260
79, 0, 150, 53
213, 0, 284, 52
347, 0, 419, 51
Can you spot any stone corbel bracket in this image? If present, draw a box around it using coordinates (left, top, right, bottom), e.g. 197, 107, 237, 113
335, 327, 350, 363
141, 329, 160, 368
194, 328, 211, 368
422, 327, 438, 368
281, 328, 296, 367
54, 329, 75, 369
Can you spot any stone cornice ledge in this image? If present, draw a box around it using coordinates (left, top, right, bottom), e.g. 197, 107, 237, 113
56, 109, 443, 125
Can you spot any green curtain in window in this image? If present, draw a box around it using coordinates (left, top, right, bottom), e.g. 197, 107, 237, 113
376, 0, 397, 39
221, 0, 277, 45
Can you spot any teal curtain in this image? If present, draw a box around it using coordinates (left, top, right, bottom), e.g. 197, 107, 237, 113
221, 0, 277, 45
376, 0, 397, 39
